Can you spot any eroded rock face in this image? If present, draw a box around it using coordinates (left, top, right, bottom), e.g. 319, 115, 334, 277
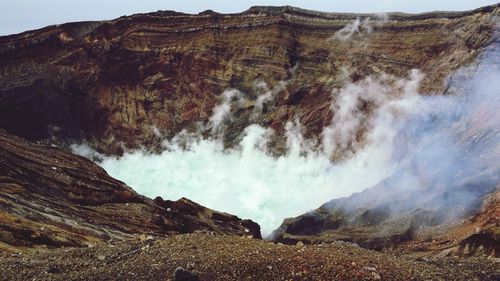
271, 24, 500, 252
272, 90, 499, 252
455, 186, 499, 257
272, 181, 499, 252
0, 5, 498, 253
0, 5, 498, 154
0, 130, 260, 250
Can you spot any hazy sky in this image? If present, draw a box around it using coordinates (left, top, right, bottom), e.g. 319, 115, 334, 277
1, 0, 498, 36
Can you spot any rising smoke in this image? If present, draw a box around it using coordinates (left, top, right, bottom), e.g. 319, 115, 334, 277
72, 25, 499, 237
73, 69, 440, 236
208, 89, 247, 135
329, 15, 388, 41
376, 48, 500, 220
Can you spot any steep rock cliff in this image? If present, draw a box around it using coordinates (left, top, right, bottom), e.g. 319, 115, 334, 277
272, 33, 500, 252
0, 5, 498, 154
0, 4, 499, 254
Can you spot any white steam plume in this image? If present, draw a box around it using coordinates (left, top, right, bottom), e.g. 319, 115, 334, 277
208, 89, 246, 135
151, 125, 161, 138
330, 15, 388, 41
70, 143, 105, 162
252, 80, 289, 119
322, 70, 424, 160
70, 21, 499, 238
72, 69, 435, 236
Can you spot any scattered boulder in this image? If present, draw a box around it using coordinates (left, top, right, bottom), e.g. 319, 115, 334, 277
174, 267, 200, 281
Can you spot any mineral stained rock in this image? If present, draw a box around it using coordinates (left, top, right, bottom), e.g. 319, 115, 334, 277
0, 130, 260, 250
0, 4, 498, 256
0, 5, 498, 154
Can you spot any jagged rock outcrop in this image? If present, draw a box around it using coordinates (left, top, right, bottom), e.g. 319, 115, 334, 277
0, 130, 260, 251
270, 9, 500, 251
271, 60, 500, 252
0, 4, 498, 254
456, 186, 499, 257
271, 181, 499, 252
0, 5, 498, 154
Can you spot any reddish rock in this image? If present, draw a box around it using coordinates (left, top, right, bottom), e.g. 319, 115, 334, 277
0, 5, 498, 153
0, 130, 260, 250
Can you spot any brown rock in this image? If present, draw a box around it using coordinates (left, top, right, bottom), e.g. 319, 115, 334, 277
0, 130, 260, 250
0, 5, 498, 153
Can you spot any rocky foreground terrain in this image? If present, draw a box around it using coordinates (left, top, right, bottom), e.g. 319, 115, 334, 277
0, 3, 499, 281
1, 233, 499, 281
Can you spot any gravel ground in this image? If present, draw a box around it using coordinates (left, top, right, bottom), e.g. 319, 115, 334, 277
0, 233, 498, 281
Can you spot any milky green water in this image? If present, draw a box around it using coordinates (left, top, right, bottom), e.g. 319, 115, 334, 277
88, 124, 396, 236
72, 71, 428, 236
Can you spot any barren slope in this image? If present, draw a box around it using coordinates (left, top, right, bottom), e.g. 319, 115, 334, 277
1, 233, 499, 281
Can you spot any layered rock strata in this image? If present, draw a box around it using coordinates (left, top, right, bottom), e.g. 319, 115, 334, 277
0, 130, 260, 251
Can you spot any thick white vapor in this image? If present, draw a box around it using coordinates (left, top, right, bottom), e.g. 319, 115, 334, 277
331, 18, 362, 41
208, 89, 246, 135
70, 21, 499, 237
322, 70, 424, 160
72, 69, 431, 236
252, 80, 288, 118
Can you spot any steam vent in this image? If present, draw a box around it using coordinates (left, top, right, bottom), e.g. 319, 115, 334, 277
0, 3, 499, 280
